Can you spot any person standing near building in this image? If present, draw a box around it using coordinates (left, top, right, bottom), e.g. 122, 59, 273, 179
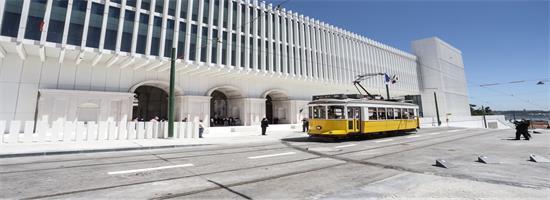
261, 118, 269, 135
198, 120, 205, 138
302, 118, 309, 132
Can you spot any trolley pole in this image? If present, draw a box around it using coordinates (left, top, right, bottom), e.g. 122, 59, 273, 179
385, 84, 390, 100
481, 105, 487, 128
434, 92, 441, 126
168, 47, 176, 138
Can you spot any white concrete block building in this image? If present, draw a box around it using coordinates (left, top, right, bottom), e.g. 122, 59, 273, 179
0, 0, 470, 126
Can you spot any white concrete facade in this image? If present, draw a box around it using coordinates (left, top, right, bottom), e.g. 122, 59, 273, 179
0, 0, 469, 127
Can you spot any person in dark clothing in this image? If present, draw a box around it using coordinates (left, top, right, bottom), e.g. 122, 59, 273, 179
514, 119, 531, 140
261, 118, 269, 135
302, 118, 309, 132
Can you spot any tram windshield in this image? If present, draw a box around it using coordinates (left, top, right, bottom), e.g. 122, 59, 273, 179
311, 106, 326, 119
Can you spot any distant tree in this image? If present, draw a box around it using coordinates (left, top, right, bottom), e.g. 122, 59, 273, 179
470, 104, 492, 116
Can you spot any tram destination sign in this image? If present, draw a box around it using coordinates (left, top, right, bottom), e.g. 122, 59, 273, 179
312, 94, 365, 100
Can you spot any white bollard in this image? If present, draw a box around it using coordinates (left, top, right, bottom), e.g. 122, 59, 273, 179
23, 121, 34, 143
63, 121, 75, 142
118, 121, 128, 140
52, 120, 64, 142
0, 121, 6, 143
87, 122, 98, 141
162, 122, 168, 138
127, 122, 136, 140
144, 122, 153, 139
152, 122, 159, 139
177, 122, 184, 139
8, 121, 21, 143
185, 122, 191, 138
137, 122, 145, 139
98, 121, 108, 140
75, 122, 86, 141
35, 121, 48, 142
108, 121, 118, 140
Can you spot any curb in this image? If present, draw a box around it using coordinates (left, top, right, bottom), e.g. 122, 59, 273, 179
0, 144, 211, 158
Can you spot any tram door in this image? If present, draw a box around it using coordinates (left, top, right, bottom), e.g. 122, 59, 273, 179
347, 107, 361, 133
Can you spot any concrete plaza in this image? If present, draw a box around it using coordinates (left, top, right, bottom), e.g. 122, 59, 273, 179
1, 127, 549, 199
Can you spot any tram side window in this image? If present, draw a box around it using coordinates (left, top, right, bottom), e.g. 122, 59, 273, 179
368, 107, 378, 120
308, 107, 312, 119
402, 108, 409, 119
386, 108, 394, 119
327, 106, 344, 119
408, 109, 415, 119
378, 107, 386, 120
313, 106, 326, 119
395, 108, 402, 119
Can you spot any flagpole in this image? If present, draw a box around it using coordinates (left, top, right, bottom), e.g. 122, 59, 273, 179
385, 84, 390, 100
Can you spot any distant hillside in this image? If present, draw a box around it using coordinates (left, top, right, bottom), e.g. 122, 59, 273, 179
493, 110, 550, 121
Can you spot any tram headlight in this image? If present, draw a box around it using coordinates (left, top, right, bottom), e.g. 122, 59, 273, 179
316, 125, 322, 130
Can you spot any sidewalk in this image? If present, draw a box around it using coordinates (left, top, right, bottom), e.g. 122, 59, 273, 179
0, 130, 308, 158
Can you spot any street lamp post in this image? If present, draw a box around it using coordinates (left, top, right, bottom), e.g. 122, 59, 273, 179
168, 47, 176, 138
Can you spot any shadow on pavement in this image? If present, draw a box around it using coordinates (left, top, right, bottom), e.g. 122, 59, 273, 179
281, 131, 417, 143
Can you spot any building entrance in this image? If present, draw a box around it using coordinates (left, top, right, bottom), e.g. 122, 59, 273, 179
210, 90, 228, 126
132, 86, 168, 121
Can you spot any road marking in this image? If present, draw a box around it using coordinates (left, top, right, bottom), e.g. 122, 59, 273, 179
405, 135, 422, 139
248, 152, 296, 159
334, 144, 357, 148
429, 132, 442, 135
374, 139, 394, 143
108, 164, 194, 175
446, 129, 462, 133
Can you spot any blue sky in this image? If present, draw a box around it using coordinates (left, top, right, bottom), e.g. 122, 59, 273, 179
267, 0, 549, 111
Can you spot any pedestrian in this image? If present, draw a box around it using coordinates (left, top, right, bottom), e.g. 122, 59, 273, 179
514, 119, 531, 140
261, 117, 269, 135
198, 120, 205, 138
302, 118, 309, 132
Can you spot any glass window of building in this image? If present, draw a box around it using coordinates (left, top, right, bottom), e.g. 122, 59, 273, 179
240, 35, 245, 68
200, 27, 208, 62
141, 0, 151, 10
189, 24, 198, 61
127, 0, 137, 8
86, 3, 105, 48
231, 1, 237, 31
67, 1, 87, 46
211, 29, 218, 63
177, 22, 186, 58
155, 0, 163, 13
213, 0, 220, 26
231, 33, 236, 66
47, 1, 68, 43
256, 38, 261, 68
223, 1, 228, 28
150, 16, 162, 56
136, 13, 149, 54
168, 0, 176, 16
24, 0, 47, 40
222, 31, 228, 65
1, 1, 24, 37
249, 6, 254, 34
202, 0, 210, 24
111, 0, 122, 4
180, 0, 189, 19
104, 6, 120, 50
240, 4, 245, 33
191, 0, 199, 22
265, 41, 269, 70
249, 37, 253, 69
164, 19, 175, 58
120, 10, 135, 53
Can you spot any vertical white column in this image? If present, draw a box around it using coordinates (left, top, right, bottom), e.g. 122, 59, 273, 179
287, 11, 295, 76
305, 17, 313, 79
98, 0, 110, 51
366, 43, 373, 86
315, 20, 323, 81
280, 8, 287, 75
299, 15, 307, 79
115, 0, 127, 53
184, 0, 193, 61
226, 0, 233, 67
329, 27, 337, 83
274, 7, 281, 74
235, 0, 241, 68
61, 0, 73, 46
267, 4, 273, 73
39, 0, 53, 45
159, 0, 169, 57
323, 24, 332, 82
131, 0, 142, 56
0, 0, 5, 29
145, 0, 156, 56
195, 0, 205, 62
206, 0, 215, 64
80, 0, 93, 48
259, 2, 266, 71
351, 34, 359, 79
359, 40, 367, 77
244, 0, 250, 69
216, 0, 224, 66
336, 29, 345, 84
16, 0, 31, 42
251, 0, 258, 70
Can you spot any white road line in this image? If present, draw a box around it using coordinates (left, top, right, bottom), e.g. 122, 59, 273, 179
108, 164, 194, 175
334, 144, 357, 149
248, 152, 296, 159
405, 135, 421, 139
446, 129, 462, 133
374, 139, 394, 143
429, 132, 442, 135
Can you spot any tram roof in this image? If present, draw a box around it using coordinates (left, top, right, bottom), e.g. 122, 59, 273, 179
308, 98, 418, 107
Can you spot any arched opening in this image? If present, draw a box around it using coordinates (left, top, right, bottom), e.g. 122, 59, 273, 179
207, 86, 244, 126
265, 95, 274, 124
132, 86, 168, 121
262, 89, 290, 124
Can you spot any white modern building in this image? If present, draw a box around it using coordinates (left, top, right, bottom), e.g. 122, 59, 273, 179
0, 0, 470, 126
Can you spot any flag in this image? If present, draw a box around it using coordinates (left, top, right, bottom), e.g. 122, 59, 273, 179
384, 73, 391, 85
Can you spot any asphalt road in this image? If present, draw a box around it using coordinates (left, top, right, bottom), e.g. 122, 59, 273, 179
1, 127, 549, 199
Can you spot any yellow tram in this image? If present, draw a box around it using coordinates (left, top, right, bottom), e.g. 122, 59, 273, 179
307, 96, 419, 137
